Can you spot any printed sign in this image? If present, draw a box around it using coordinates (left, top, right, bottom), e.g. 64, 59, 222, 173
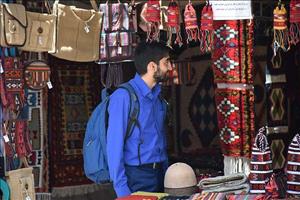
211, 0, 253, 20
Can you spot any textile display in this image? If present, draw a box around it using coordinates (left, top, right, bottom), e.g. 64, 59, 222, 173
198, 173, 249, 195
51, 2, 103, 62
287, 134, 300, 196
24, 60, 51, 90
199, 4, 214, 53
188, 67, 218, 148
144, 0, 161, 42
212, 19, 254, 175
249, 127, 273, 194
160, 196, 190, 200
226, 194, 272, 200
19, 11, 56, 52
0, 3, 27, 47
273, 4, 289, 54
175, 56, 219, 152
2, 55, 25, 112
270, 139, 286, 170
253, 46, 267, 130
166, 0, 182, 47
289, 0, 300, 45
212, 20, 254, 84
189, 192, 226, 200
215, 88, 255, 158
20, 89, 50, 194
116, 195, 158, 200
265, 83, 288, 129
264, 41, 289, 171
132, 191, 169, 199
173, 53, 222, 171
49, 63, 101, 187
184, 2, 199, 43
99, 2, 137, 63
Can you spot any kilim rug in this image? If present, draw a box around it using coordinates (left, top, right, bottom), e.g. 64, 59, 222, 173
188, 67, 218, 148
215, 88, 255, 158
253, 46, 267, 129
49, 61, 101, 187
177, 56, 220, 153
264, 41, 291, 171
25, 89, 49, 193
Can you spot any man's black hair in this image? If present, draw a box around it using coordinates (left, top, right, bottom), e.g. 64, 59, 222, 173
134, 41, 171, 75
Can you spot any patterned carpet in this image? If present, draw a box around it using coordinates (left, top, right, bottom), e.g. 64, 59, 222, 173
177, 58, 220, 153
49, 60, 101, 187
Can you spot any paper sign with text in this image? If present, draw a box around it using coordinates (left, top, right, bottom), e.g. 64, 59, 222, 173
211, 0, 253, 20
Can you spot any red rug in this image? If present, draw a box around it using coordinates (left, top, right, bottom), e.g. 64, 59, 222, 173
49, 61, 101, 187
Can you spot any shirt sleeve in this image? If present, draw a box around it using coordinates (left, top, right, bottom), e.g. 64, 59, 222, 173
106, 89, 131, 197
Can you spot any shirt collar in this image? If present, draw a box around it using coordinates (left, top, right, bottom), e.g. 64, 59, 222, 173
131, 73, 161, 99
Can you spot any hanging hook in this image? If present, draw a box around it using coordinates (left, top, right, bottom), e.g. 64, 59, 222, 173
206, 0, 210, 6
278, 0, 282, 7
188, 0, 191, 4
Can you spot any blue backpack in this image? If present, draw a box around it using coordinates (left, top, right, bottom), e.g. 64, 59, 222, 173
83, 82, 140, 184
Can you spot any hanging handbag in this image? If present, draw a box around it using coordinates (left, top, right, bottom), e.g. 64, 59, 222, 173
19, 2, 56, 53
6, 167, 36, 200
24, 53, 51, 90
0, 3, 27, 47
99, 0, 138, 63
51, 1, 103, 62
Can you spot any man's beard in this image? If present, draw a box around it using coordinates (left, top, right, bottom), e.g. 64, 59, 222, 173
153, 65, 169, 83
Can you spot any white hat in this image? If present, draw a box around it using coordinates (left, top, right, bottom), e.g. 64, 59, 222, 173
164, 162, 197, 189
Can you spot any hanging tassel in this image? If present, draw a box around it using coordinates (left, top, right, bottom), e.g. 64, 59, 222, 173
184, 1, 199, 44
145, 0, 161, 42
199, 3, 214, 53
273, 3, 289, 56
289, 0, 300, 45
166, 0, 182, 47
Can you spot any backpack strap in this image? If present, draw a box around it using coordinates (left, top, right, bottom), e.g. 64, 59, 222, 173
118, 83, 140, 141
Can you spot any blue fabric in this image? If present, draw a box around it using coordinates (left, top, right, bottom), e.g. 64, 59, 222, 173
107, 73, 168, 197
125, 165, 164, 193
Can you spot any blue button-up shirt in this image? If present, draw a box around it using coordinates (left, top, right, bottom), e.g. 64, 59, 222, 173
106, 73, 168, 197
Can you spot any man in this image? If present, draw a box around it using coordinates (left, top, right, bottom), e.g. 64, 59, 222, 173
107, 41, 172, 197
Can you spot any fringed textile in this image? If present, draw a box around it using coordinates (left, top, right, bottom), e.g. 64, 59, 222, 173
145, 0, 161, 42
249, 127, 273, 194
223, 156, 250, 176
166, 0, 182, 47
215, 88, 255, 158
287, 134, 300, 196
273, 4, 289, 55
36, 193, 51, 200
289, 0, 300, 45
212, 20, 254, 84
184, 2, 199, 43
199, 4, 213, 53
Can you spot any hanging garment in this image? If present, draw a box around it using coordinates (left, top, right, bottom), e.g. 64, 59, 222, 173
144, 0, 161, 42
199, 4, 214, 53
184, 2, 199, 43
99, 2, 137, 63
273, 4, 289, 56
289, 0, 300, 45
166, 0, 182, 47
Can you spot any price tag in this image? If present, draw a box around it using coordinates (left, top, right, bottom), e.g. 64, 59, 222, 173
0, 63, 3, 74
3, 135, 9, 143
47, 81, 53, 89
